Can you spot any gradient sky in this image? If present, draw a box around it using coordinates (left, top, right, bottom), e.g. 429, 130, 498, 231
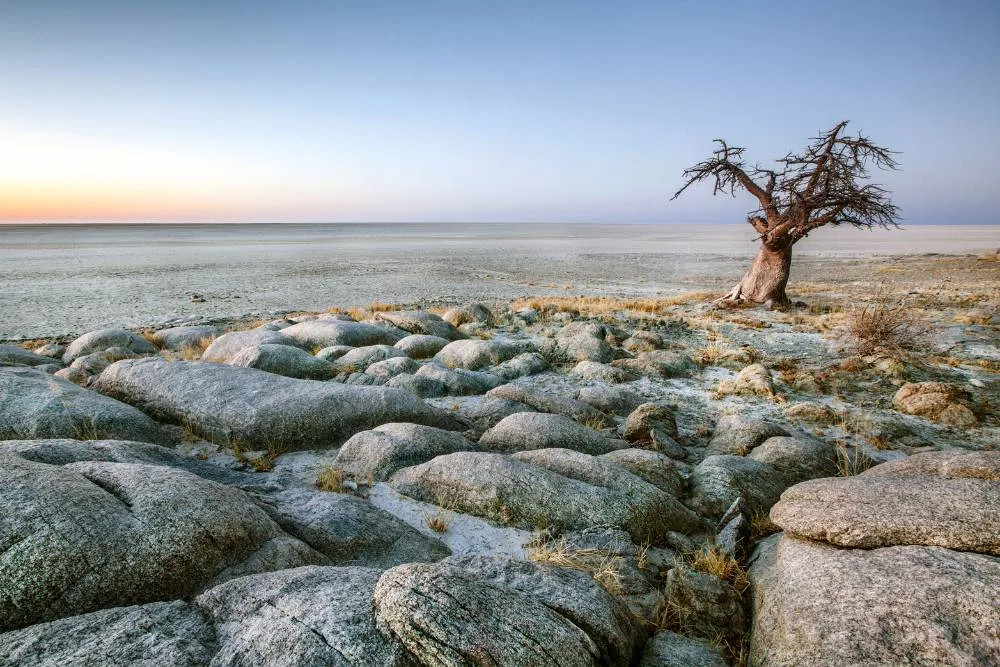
2, 0, 998, 223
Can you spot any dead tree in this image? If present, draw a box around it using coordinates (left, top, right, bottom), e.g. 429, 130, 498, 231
672, 121, 900, 306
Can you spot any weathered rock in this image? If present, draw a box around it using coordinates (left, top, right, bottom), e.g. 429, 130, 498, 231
434, 339, 524, 370
749, 534, 1000, 666
0, 600, 216, 667
462, 396, 534, 428
94, 358, 463, 451
665, 565, 745, 641
706, 415, 788, 456
512, 448, 699, 531
227, 343, 336, 380
515, 307, 539, 323
394, 334, 451, 359
415, 362, 504, 395
892, 381, 978, 427
863, 449, 1000, 481
486, 383, 614, 426
599, 448, 684, 497
374, 560, 621, 666
334, 422, 477, 482
784, 400, 838, 424
32, 343, 66, 358
314, 344, 354, 361
375, 310, 466, 341
490, 352, 549, 380
614, 350, 696, 378
386, 372, 448, 398
623, 402, 679, 443
770, 471, 1000, 554
201, 329, 305, 362
690, 454, 787, 520
70, 347, 141, 375
715, 497, 750, 559
552, 321, 615, 362
746, 436, 839, 487
0, 367, 168, 444
197, 565, 408, 666
638, 630, 728, 667
479, 412, 624, 455
53, 366, 90, 385
622, 330, 664, 354
366, 356, 419, 380
575, 385, 645, 416
150, 325, 219, 351
62, 328, 157, 363
281, 319, 405, 348
442, 303, 495, 328
0, 455, 323, 630
389, 451, 692, 541
570, 360, 638, 383
336, 344, 410, 369
728, 362, 774, 396
257, 487, 450, 567
0, 344, 61, 367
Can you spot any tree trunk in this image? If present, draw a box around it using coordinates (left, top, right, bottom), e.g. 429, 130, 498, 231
719, 242, 792, 306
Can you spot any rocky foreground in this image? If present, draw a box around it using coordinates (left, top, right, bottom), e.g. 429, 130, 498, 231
0, 294, 997, 666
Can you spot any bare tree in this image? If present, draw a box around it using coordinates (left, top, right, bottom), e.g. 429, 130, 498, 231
672, 121, 900, 306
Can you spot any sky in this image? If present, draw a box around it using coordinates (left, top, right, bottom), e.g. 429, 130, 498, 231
1, 0, 998, 224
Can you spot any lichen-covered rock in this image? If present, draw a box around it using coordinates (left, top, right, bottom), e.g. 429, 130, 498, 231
256, 487, 450, 567
197, 565, 408, 666
314, 344, 354, 361
551, 321, 615, 362
665, 565, 745, 641
374, 559, 634, 666
386, 372, 448, 398
690, 454, 787, 520
490, 352, 549, 380
623, 402, 679, 443
394, 334, 451, 359
281, 319, 406, 348
334, 422, 477, 482
201, 329, 305, 362
479, 412, 624, 455
434, 339, 524, 370
442, 303, 495, 328
783, 401, 838, 424
614, 350, 695, 378
389, 451, 694, 541
0, 367, 169, 444
374, 310, 466, 341
93, 358, 463, 451
863, 449, 1000, 481
415, 362, 504, 395
706, 415, 788, 456
622, 330, 664, 354
0, 455, 323, 630
749, 534, 1000, 666
570, 360, 638, 383
892, 381, 978, 427
725, 362, 774, 396
150, 325, 219, 351
227, 343, 336, 379
365, 356, 419, 380
599, 448, 684, 497
335, 344, 410, 369
0, 344, 61, 367
486, 383, 614, 427
746, 436, 839, 487
638, 630, 728, 667
0, 601, 216, 667
62, 328, 157, 363
770, 467, 1000, 554
32, 343, 66, 359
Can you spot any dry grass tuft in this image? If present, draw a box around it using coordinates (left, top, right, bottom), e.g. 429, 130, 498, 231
689, 546, 750, 592
140, 331, 163, 349
583, 414, 610, 431
835, 441, 873, 477
750, 513, 780, 539
425, 510, 451, 533
529, 537, 625, 596
845, 291, 930, 357
511, 292, 713, 319
316, 466, 348, 492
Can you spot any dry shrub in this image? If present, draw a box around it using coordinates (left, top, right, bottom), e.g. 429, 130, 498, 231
835, 441, 873, 477
425, 510, 450, 533
845, 293, 930, 357
689, 547, 750, 592
528, 537, 624, 595
510, 292, 713, 319
316, 466, 347, 492
140, 331, 163, 349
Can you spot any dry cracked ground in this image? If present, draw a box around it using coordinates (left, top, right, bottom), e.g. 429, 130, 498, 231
0, 254, 997, 666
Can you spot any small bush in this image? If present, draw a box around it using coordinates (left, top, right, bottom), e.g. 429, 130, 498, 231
316, 466, 347, 492
689, 546, 749, 592
845, 293, 930, 357
425, 510, 450, 533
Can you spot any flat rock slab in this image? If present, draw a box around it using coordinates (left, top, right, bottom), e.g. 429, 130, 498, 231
94, 358, 464, 451
389, 451, 690, 542
749, 534, 1000, 666
863, 450, 1000, 481
771, 473, 1000, 554
197, 565, 407, 666
0, 367, 169, 444
479, 412, 623, 455
334, 422, 478, 482
0, 600, 216, 667
0, 454, 322, 630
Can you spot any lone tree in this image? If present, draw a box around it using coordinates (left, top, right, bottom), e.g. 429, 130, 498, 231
672, 121, 900, 306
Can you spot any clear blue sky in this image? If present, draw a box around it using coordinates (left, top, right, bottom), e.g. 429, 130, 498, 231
1, 0, 998, 223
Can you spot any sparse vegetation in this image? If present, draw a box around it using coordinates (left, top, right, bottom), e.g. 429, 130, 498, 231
315, 466, 348, 492
425, 510, 450, 533
689, 546, 750, 593
528, 536, 625, 596
835, 441, 873, 477
845, 290, 930, 357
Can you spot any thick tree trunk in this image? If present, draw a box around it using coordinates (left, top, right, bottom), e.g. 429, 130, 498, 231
719, 242, 792, 306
